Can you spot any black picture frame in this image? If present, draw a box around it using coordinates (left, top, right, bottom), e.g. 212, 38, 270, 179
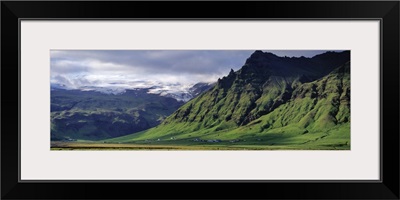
1, 1, 399, 199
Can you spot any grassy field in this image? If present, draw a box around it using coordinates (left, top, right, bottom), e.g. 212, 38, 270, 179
51, 108, 350, 151
51, 143, 349, 150
94, 121, 350, 150
51, 142, 299, 150
52, 121, 350, 151
51, 132, 350, 151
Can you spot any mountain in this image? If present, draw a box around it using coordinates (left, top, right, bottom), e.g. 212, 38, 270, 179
51, 89, 184, 141
51, 81, 214, 141
189, 82, 216, 97
147, 82, 215, 102
51, 82, 215, 102
107, 51, 350, 149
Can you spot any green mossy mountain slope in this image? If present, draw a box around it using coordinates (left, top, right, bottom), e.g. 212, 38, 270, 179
106, 51, 350, 149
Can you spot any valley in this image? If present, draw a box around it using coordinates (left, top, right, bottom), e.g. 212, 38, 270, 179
51, 50, 351, 150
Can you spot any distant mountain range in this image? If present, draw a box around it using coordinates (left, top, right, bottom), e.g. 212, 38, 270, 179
51, 82, 215, 102
51, 83, 213, 141
147, 82, 215, 102
105, 50, 351, 149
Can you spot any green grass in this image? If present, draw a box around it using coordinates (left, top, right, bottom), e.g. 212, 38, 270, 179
102, 122, 350, 150
102, 62, 350, 150
52, 136, 349, 150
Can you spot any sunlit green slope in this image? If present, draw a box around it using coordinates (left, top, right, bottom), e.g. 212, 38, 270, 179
106, 51, 350, 149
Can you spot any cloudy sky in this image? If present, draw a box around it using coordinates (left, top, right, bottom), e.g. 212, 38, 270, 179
50, 50, 335, 90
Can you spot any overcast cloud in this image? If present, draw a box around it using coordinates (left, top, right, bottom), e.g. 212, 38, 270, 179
50, 50, 337, 90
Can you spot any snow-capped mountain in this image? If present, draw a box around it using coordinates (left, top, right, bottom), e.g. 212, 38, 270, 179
189, 82, 216, 97
50, 81, 215, 102
146, 82, 215, 102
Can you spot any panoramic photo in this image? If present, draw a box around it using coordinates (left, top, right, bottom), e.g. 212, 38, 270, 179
50, 50, 350, 150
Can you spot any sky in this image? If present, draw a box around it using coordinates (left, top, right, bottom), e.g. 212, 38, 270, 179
50, 50, 339, 90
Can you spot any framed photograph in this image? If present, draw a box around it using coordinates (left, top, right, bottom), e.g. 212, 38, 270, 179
2, 1, 399, 199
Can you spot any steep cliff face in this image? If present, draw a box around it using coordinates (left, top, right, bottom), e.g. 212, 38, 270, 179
254, 61, 350, 133
163, 50, 350, 129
